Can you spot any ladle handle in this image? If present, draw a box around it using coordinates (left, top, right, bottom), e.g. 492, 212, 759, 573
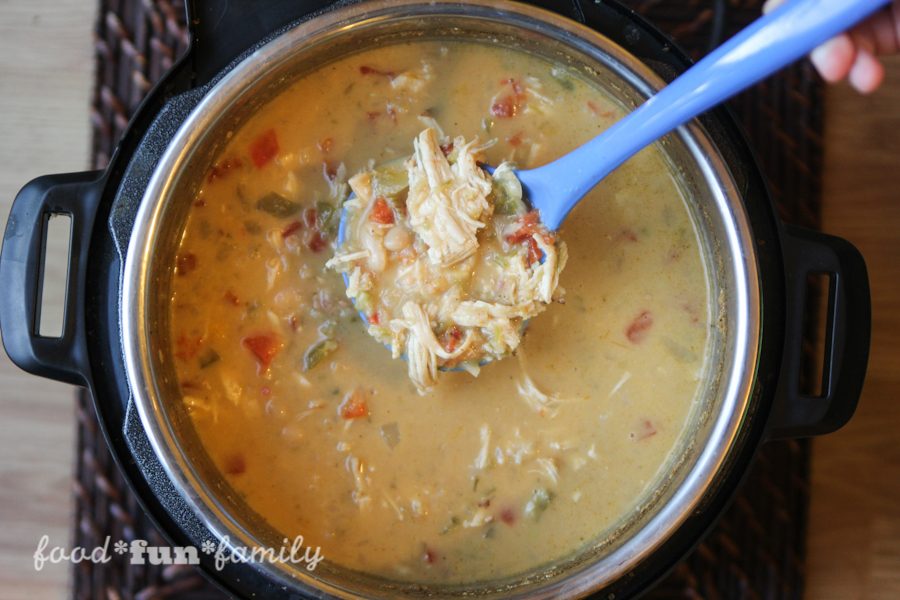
537, 0, 890, 229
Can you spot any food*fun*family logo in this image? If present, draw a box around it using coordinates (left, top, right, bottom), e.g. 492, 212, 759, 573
33, 535, 324, 572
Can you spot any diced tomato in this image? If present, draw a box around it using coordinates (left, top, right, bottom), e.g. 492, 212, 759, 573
586, 100, 614, 118
322, 161, 338, 183
625, 310, 654, 343
359, 65, 396, 79
506, 132, 524, 147
317, 137, 334, 154
439, 141, 454, 156
635, 419, 657, 441
502, 77, 524, 95
207, 156, 243, 183
491, 96, 517, 118
175, 334, 203, 361
176, 253, 197, 276
303, 207, 318, 228
499, 507, 517, 526
505, 211, 541, 244
441, 325, 463, 353
339, 389, 369, 420
223, 290, 241, 306
364, 104, 399, 124
223, 453, 246, 476
306, 231, 328, 253
370, 197, 395, 225
242, 334, 280, 370
422, 546, 437, 564
249, 129, 279, 168
618, 228, 638, 243
490, 78, 526, 119
369, 312, 380, 325
506, 211, 547, 265
281, 220, 303, 238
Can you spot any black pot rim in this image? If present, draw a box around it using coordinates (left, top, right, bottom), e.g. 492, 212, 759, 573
86, 1, 789, 598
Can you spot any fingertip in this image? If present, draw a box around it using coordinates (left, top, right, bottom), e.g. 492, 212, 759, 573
848, 49, 885, 94
810, 34, 856, 83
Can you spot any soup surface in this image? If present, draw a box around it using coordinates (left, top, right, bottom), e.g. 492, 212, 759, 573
169, 40, 710, 583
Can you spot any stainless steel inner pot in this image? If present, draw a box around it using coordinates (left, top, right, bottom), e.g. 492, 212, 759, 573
122, 1, 759, 597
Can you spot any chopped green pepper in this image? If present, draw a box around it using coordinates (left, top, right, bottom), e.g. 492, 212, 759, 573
492, 166, 526, 216
256, 192, 301, 218
316, 201, 338, 235
372, 159, 409, 198
303, 339, 338, 372
524, 487, 553, 520
440, 515, 460, 534
550, 66, 575, 90
198, 349, 220, 369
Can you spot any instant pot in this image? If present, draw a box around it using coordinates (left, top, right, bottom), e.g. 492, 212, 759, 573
0, 1, 871, 598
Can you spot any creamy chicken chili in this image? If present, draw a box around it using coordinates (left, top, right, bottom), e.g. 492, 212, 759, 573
170, 41, 711, 583
329, 128, 566, 393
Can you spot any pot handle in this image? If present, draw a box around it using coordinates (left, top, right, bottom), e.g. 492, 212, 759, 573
0, 171, 105, 387
185, 0, 337, 87
769, 225, 871, 439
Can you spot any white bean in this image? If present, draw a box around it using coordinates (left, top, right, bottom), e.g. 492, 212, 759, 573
384, 225, 412, 251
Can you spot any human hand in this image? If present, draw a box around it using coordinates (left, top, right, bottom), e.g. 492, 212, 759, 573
763, 0, 899, 93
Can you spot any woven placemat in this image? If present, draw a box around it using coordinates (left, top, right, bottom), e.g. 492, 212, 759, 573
74, 1, 820, 598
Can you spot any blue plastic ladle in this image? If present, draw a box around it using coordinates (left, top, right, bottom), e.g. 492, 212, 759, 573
521, 0, 889, 230
341, 0, 888, 237
337, 0, 888, 364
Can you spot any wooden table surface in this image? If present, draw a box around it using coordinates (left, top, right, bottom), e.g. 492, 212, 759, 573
0, 2, 94, 598
0, 2, 898, 598
805, 56, 900, 600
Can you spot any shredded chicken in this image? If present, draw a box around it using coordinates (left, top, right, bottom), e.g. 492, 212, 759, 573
345, 266, 373, 298
345, 454, 372, 509
325, 250, 370, 269
515, 349, 574, 417
329, 127, 567, 393
529, 457, 560, 486
406, 128, 493, 266
389, 302, 473, 391
472, 424, 492, 472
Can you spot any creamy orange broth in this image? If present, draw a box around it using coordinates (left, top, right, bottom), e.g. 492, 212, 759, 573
169, 41, 710, 583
